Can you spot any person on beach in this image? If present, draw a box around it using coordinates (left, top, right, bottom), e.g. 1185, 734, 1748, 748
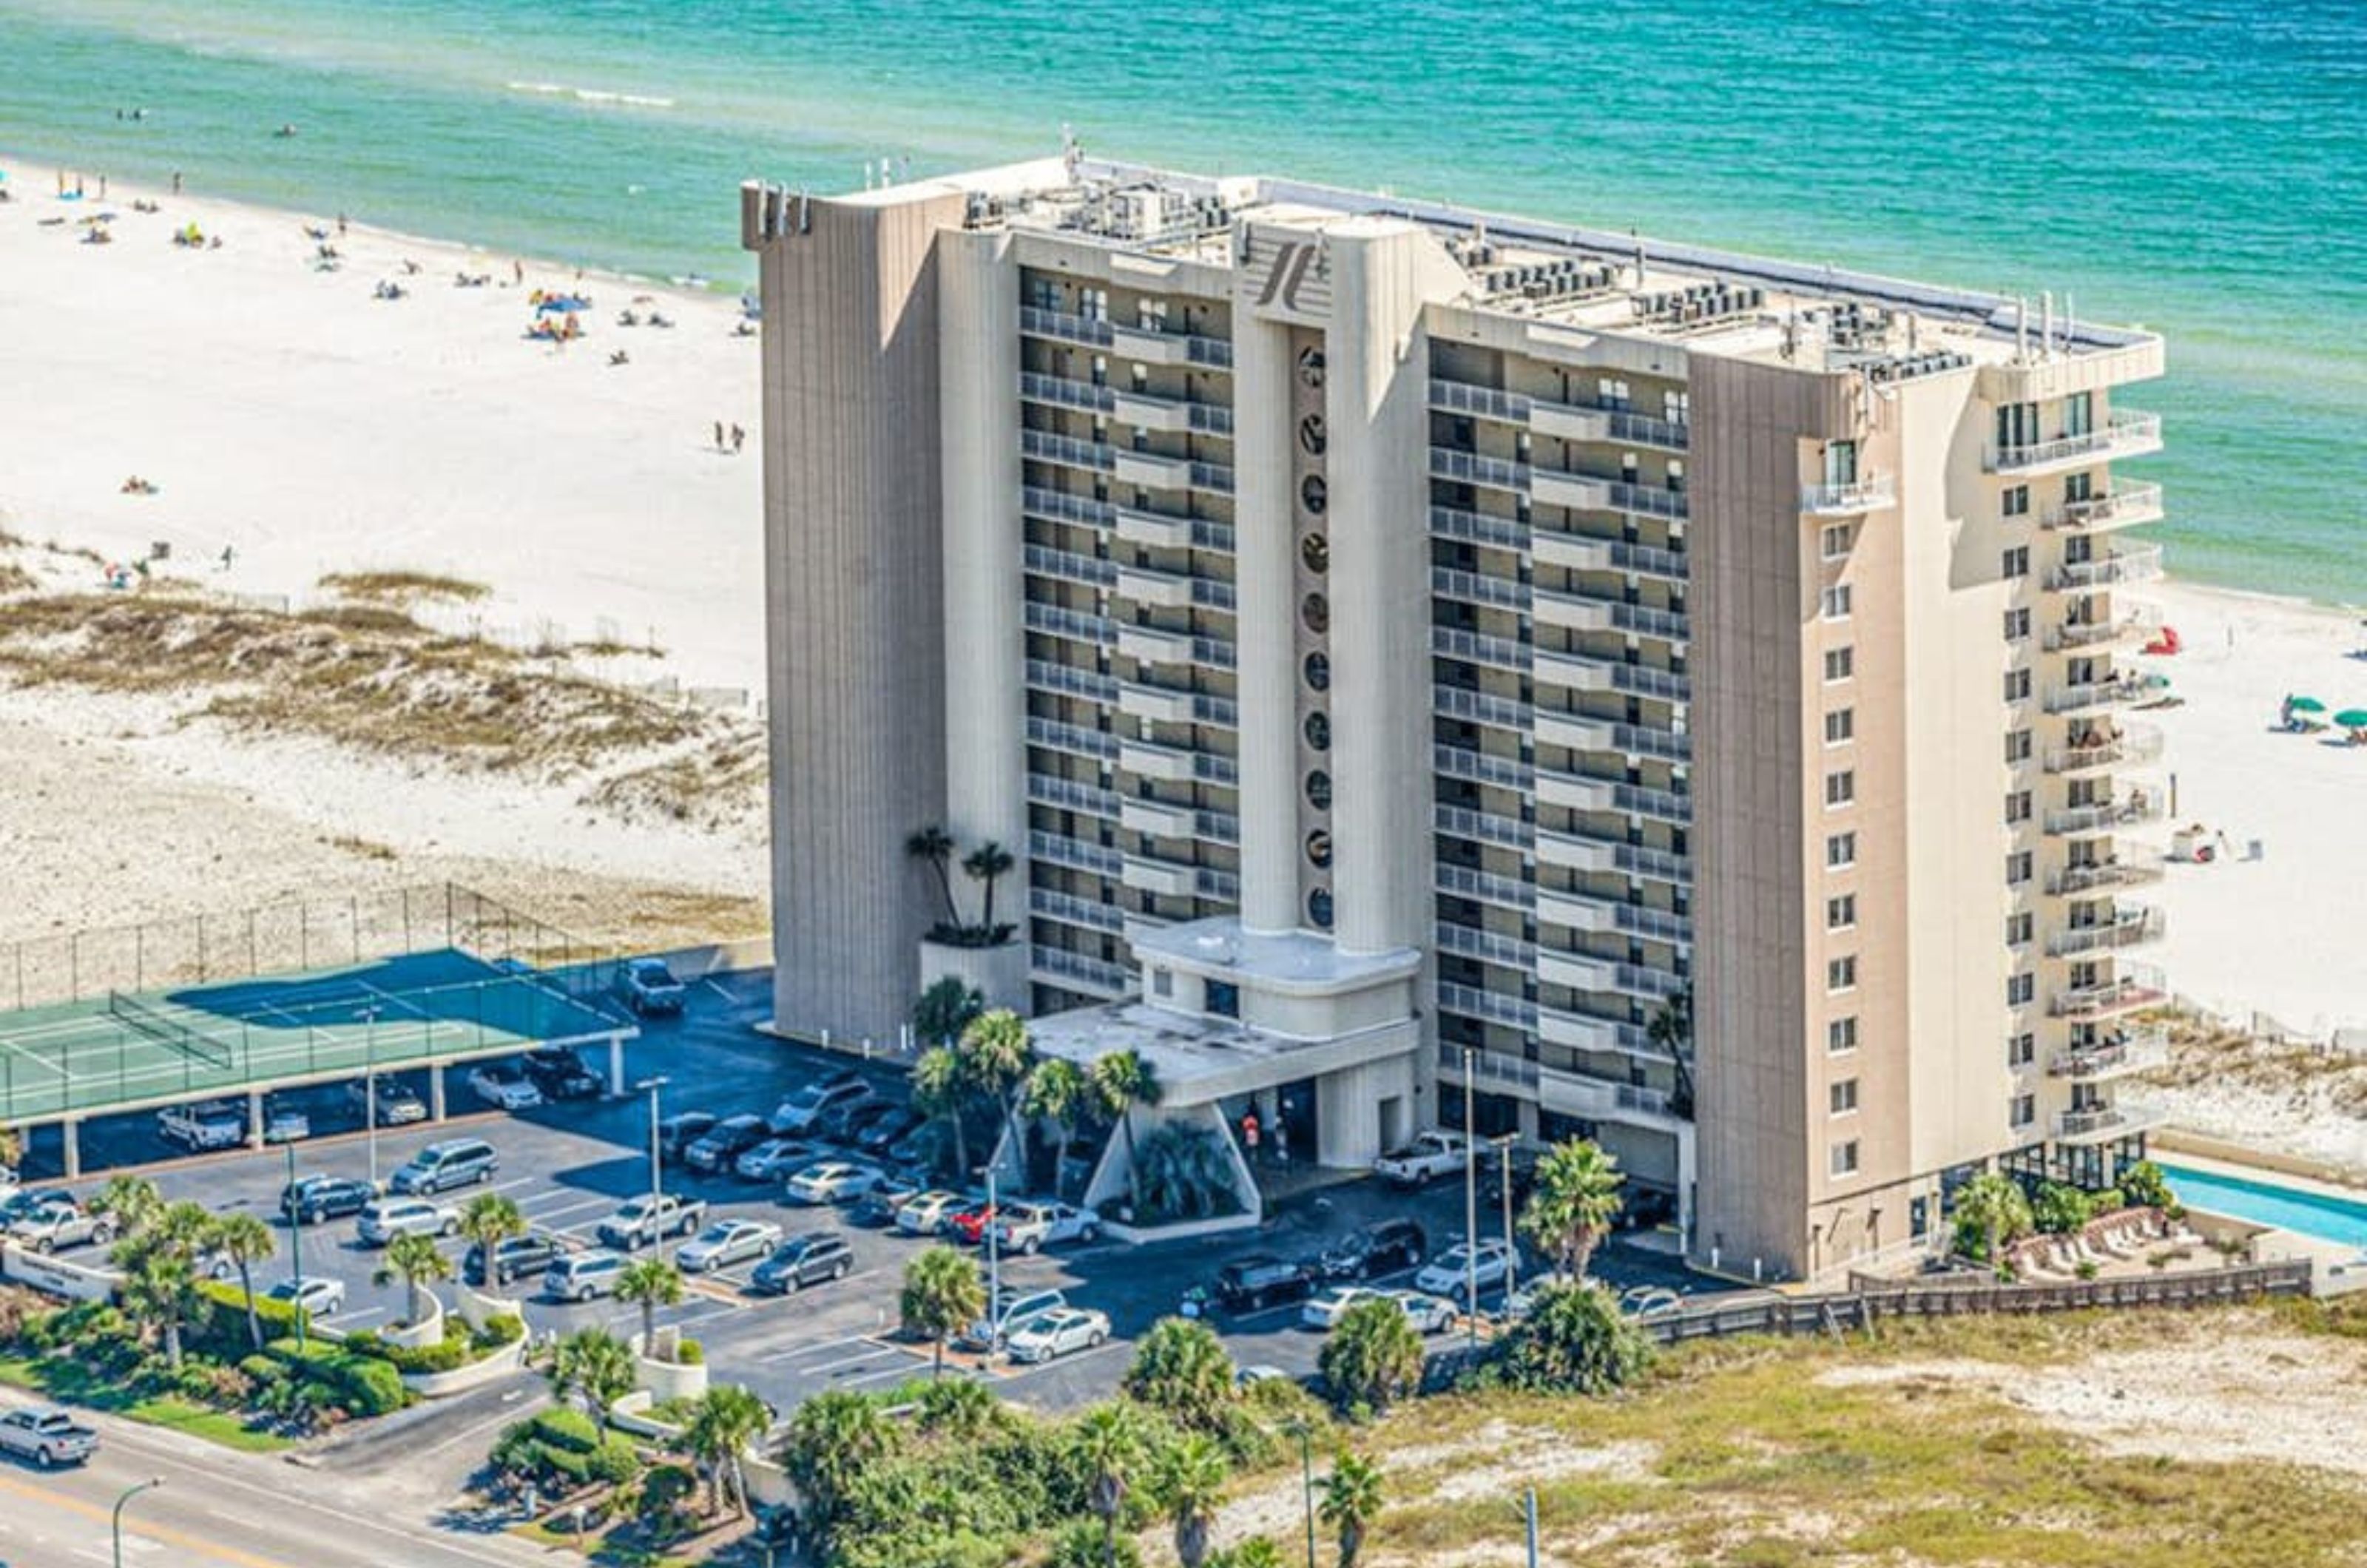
171, 170, 182, 195
336, 212, 347, 236
513, 260, 524, 285
731, 424, 745, 453
219, 544, 236, 572
714, 420, 725, 450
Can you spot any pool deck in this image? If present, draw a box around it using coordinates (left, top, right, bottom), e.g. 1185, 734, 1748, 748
2158, 1145, 2367, 1294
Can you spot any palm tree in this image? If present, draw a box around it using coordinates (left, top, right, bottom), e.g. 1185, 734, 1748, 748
1319, 1452, 1385, 1568
549, 1327, 637, 1426
0, 1123, 21, 1172
1952, 1171, 2036, 1264
91, 1174, 163, 1240
113, 1199, 214, 1367
913, 1044, 970, 1176
1317, 1297, 1425, 1416
1646, 984, 1695, 1120
1498, 1280, 1652, 1394
683, 1382, 770, 1518
1122, 1316, 1236, 1434
913, 974, 985, 1050
780, 1389, 897, 1549
960, 839, 1016, 938
1088, 1049, 1161, 1219
616, 1256, 685, 1357
209, 1211, 277, 1352
899, 1244, 985, 1378
457, 1192, 526, 1284
914, 1373, 999, 1439
1519, 1137, 1627, 1283
1024, 1057, 1090, 1198
1134, 1123, 1233, 1222
960, 1008, 1035, 1169
908, 823, 964, 933
1152, 1433, 1230, 1568
1072, 1402, 1147, 1565
374, 1231, 453, 1327
121, 1246, 199, 1368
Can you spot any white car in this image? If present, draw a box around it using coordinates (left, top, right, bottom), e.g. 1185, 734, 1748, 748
896, 1190, 969, 1237
1415, 1240, 1515, 1301
1300, 1285, 1384, 1331
262, 1100, 312, 1143
735, 1138, 820, 1182
268, 1276, 347, 1317
784, 1161, 884, 1206
1003, 1306, 1111, 1365
357, 1197, 459, 1246
677, 1217, 783, 1273
469, 1064, 545, 1111
990, 1201, 1102, 1254
1388, 1288, 1459, 1334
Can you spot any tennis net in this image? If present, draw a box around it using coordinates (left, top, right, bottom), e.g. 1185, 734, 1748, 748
106, 990, 235, 1069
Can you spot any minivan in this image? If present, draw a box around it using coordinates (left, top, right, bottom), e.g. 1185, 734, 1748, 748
544, 1249, 627, 1302
389, 1138, 499, 1194
768, 1078, 874, 1136
957, 1285, 1069, 1352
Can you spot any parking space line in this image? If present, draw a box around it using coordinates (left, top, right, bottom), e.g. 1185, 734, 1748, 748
325, 1307, 383, 1327
754, 1333, 877, 1365
999, 1341, 1130, 1381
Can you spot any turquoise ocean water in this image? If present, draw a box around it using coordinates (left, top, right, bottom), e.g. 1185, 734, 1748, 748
2, 0, 2360, 601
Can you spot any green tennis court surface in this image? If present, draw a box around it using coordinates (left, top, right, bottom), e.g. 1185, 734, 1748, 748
0, 947, 627, 1123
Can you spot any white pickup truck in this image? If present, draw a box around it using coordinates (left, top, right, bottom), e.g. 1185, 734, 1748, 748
1372, 1130, 1470, 1188
0, 1405, 98, 1467
158, 1099, 247, 1152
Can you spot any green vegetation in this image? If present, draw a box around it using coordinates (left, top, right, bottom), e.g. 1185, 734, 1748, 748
1319, 1297, 1426, 1418
1487, 1280, 1655, 1396
1520, 1137, 1627, 1282
616, 1257, 686, 1359
0, 1351, 290, 1453
899, 1245, 985, 1378
317, 569, 493, 603
1953, 1171, 2038, 1263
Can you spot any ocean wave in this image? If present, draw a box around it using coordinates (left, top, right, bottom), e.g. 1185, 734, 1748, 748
504, 81, 675, 109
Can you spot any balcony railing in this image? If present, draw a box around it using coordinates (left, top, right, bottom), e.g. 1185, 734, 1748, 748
2047, 905, 2166, 959
1431, 624, 1531, 674
1025, 716, 1118, 760
1434, 920, 1536, 971
1429, 504, 1532, 552
1434, 742, 1536, 794
2042, 676, 2155, 716
1433, 683, 1533, 733
1030, 943, 1132, 998
2044, 725, 2164, 775
1437, 981, 1539, 1032
2044, 608, 2162, 654
1022, 485, 1112, 529
1027, 829, 1122, 879
2045, 850, 2164, 896
2044, 792, 2165, 837
1018, 371, 1115, 415
2050, 963, 2168, 1020
1435, 802, 1536, 853
1028, 885, 1126, 936
1800, 475, 1897, 515
2046, 544, 2164, 592
1429, 379, 1531, 422
2044, 482, 2165, 532
1018, 305, 1114, 348
1431, 566, 1532, 612
1435, 861, 1536, 913
1020, 428, 1114, 473
1023, 601, 1114, 646
1024, 544, 1117, 589
1024, 659, 1116, 705
1027, 773, 1121, 820
1431, 447, 1530, 492
2048, 1027, 2169, 1080
1988, 410, 2163, 473
2053, 1103, 2164, 1143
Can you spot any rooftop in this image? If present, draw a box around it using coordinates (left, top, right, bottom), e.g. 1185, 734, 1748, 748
1131, 916, 1422, 996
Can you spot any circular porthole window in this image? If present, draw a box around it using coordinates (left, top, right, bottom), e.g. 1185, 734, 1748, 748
1297, 413, 1328, 455
1303, 711, 1331, 751
1301, 592, 1330, 634
1297, 346, 1326, 388
1300, 533, 1329, 575
1308, 888, 1334, 929
1303, 651, 1331, 692
1300, 475, 1328, 516
1306, 770, 1332, 811
1306, 830, 1333, 869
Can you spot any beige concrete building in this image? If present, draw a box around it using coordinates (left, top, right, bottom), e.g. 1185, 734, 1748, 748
743, 154, 2170, 1281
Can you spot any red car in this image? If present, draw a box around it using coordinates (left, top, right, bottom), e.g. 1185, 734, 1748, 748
947, 1200, 1002, 1246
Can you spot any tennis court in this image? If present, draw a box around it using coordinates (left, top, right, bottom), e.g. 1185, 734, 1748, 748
0, 946, 631, 1124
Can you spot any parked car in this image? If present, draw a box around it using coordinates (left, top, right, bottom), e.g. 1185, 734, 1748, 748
598, 1193, 706, 1251
357, 1197, 459, 1246
1004, 1306, 1112, 1365
465, 1233, 565, 1287
544, 1250, 627, 1302
684, 1114, 771, 1175
1620, 1285, 1686, 1320
1317, 1217, 1429, 1281
1414, 1240, 1514, 1302
958, 1286, 1070, 1353
848, 1174, 926, 1228
946, 1199, 1003, 1246
615, 958, 687, 1016
736, 1138, 823, 1182
990, 1201, 1101, 1254
769, 1078, 875, 1136
0, 1406, 98, 1467
347, 1076, 428, 1126
814, 1095, 894, 1146
157, 1099, 246, 1152
522, 1046, 604, 1101
1300, 1285, 1384, 1331
281, 1174, 377, 1225
267, 1275, 348, 1317
853, 1106, 927, 1157
1212, 1254, 1317, 1311
261, 1098, 312, 1143
784, 1160, 884, 1206
748, 1231, 855, 1294
0, 1189, 68, 1229
678, 1217, 783, 1273
657, 1112, 719, 1165
5, 1200, 113, 1254
468, 1063, 545, 1112
1373, 1130, 1469, 1188
895, 1190, 970, 1238
1390, 1289, 1459, 1334
390, 1138, 498, 1194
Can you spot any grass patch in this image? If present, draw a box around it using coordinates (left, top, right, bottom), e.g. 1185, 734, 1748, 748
511, 1519, 700, 1567
0, 562, 34, 595
0, 1354, 291, 1454
318, 570, 491, 604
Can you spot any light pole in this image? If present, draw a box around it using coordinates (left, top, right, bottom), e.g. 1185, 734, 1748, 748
979, 1165, 1002, 1351
284, 1141, 305, 1348
1291, 1419, 1315, 1568
1493, 1132, 1520, 1306
112, 1476, 163, 1568
1462, 1046, 1479, 1352
361, 1007, 380, 1189
637, 1075, 669, 1203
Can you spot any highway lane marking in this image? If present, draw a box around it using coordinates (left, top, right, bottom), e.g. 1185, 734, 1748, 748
0, 1470, 299, 1568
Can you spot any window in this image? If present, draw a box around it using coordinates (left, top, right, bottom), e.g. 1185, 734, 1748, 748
1820, 584, 1854, 621
1826, 771, 1856, 808
2004, 668, 2032, 703
1827, 831, 1857, 869
1820, 523, 1857, 561
1830, 1140, 1861, 1177
1597, 376, 1631, 410
2006, 849, 2033, 885
2064, 391, 2093, 438
2002, 545, 2030, 579
2006, 911, 2033, 947
1828, 893, 1857, 931
2006, 973, 2035, 1007
1823, 439, 1860, 487
1824, 646, 1854, 683
1829, 1078, 1860, 1116
1206, 979, 1240, 1019
1827, 955, 1858, 993
1825, 709, 1854, 746
2003, 606, 2030, 641
2008, 1033, 2036, 1068
2010, 1093, 2036, 1130
2005, 729, 2032, 764
1829, 1016, 1860, 1053
2002, 484, 2030, 518
2064, 470, 2094, 504
2005, 789, 2031, 825
1151, 969, 1173, 998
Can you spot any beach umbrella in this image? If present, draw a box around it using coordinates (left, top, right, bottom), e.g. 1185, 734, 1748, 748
2334, 710, 2367, 729
2289, 696, 2326, 713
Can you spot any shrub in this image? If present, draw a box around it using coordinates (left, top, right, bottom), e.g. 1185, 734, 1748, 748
2032, 1183, 2094, 1236
2119, 1161, 2176, 1212
675, 1337, 704, 1365
587, 1436, 641, 1487
189, 1279, 303, 1359
1490, 1282, 1652, 1396
476, 1313, 527, 1348
535, 1405, 604, 1455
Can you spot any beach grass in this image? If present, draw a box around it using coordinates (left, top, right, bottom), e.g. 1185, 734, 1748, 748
317, 569, 492, 604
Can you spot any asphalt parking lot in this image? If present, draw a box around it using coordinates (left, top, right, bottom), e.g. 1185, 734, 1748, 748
6, 968, 1729, 1419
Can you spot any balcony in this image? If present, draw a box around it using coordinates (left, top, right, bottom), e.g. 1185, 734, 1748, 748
1118, 677, 1235, 729
2044, 606, 2162, 654
1800, 475, 1897, 515
1027, 828, 1122, 879
1430, 504, 1531, 553
1109, 322, 1195, 367
1023, 601, 1114, 648
1115, 622, 1193, 665
1025, 716, 1117, 762
1024, 659, 1115, 705
1113, 448, 1194, 491
1429, 379, 1530, 424
1536, 767, 1690, 826
1109, 388, 1198, 434
1024, 543, 1116, 591
1430, 447, 1529, 493
1434, 920, 1536, 971
1030, 944, 1132, 999
1527, 398, 1690, 453
1431, 625, 1531, 675
1118, 737, 1236, 788
1539, 1064, 1684, 1127
1431, 565, 1531, 614
2049, 1027, 2169, 1081
1018, 305, 1114, 350
1019, 371, 1115, 416
1536, 888, 1692, 948
1436, 981, 1539, 1033
2046, 544, 2164, 592
2050, 963, 2167, 1021
1988, 409, 2164, 473
2045, 848, 2164, 896
2044, 791, 2165, 837
1434, 742, 1535, 794
1119, 796, 1196, 839
2044, 482, 2165, 533
2047, 904, 2166, 959
1113, 562, 1194, 611
1530, 529, 1689, 582
2043, 675, 2159, 717
1021, 428, 1114, 476
1435, 802, 1535, 854
1029, 885, 1126, 936
1023, 485, 1112, 530
2044, 724, 2164, 776
2053, 1103, 2164, 1145
1433, 683, 1533, 734
1434, 861, 1536, 913
1533, 709, 1691, 765
1539, 827, 1689, 887
1531, 467, 1611, 511
1028, 773, 1121, 821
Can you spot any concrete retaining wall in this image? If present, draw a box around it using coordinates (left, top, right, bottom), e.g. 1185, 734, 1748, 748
0, 1243, 119, 1303
380, 1292, 445, 1349
399, 1338, 528, 1399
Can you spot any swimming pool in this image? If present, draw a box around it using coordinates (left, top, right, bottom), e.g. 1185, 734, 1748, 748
2157, 1160, 2367, 1251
